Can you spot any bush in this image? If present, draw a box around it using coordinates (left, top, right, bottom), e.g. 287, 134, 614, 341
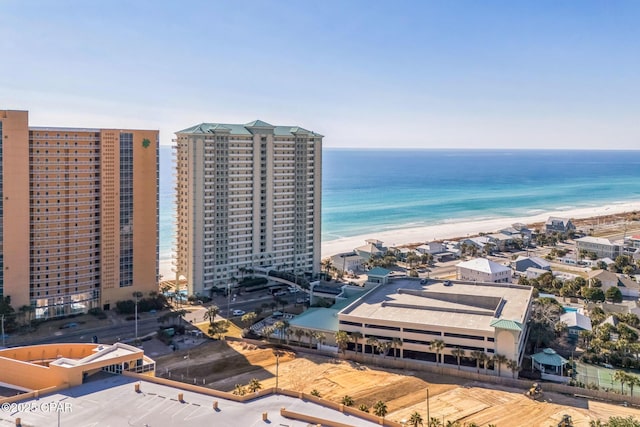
88, 308, 107, 319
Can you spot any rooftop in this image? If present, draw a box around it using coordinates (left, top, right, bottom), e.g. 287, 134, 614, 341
576, 236, 616, 245
10, 375, 380, 426
457, 258, 511, 274
340, 279, 532, 333
176, 120, 323, 137
560, 311, 592, 331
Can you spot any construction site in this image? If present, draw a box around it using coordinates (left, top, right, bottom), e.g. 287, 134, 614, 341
156, 340, 640, 426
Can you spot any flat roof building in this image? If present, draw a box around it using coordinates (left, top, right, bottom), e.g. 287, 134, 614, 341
338, 278, 533, 376
174, 120, 322, 295
0, 110, 158, 316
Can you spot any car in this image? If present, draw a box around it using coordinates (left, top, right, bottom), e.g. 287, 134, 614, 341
59, 322, 78, 329
603, 363, 614, 369
443, 280, 453, 287
232, 309, 246, 316
273, 290, 287, 297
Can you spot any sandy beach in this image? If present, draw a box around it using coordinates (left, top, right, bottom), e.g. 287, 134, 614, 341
320, 201, 640, 258
158, 201, 640, 279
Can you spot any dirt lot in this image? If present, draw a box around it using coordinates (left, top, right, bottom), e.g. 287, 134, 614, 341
155, 340, 640, 426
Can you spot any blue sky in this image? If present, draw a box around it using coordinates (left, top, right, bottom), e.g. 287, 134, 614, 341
1, 0, 639, 149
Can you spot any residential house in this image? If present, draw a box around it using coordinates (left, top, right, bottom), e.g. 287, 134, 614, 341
576, 236, 622, 259
330, 252, 363, 273
587, 269, 640, 299
513, 256, 551, 273
487, 233, 515, 251
355, 241, 384, 261
525, 267, 551, 280
545, 217, 576, 234
456, 258, 512, 283
461, 236, 492, 253
416, 241, 447, 255
560, 311, 592, 337
506, 223, 533, 241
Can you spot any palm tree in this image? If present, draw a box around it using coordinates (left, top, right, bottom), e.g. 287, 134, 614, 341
506, 359, 520, 379
351, 331, 363, 354
262, 325, 275, 339
294, 328, 305, 346
613, 370, 629, 395
391, 337, 403, 359
306, 330, 315, 348
626, 375, 639, 397
471, 350, 486, 374
341, 395, 354, 406
429, 339, 445, 365
428, 417, 442, 427
379, 340, 391, 358
273, 320, 286, 342
321, 258, 334, 277
247, 378, 262, 393
451, 347, 465, 370
358, 404, 369, 412
315, 331, 327, 348
367, 337, 379, 359
233, 384, 246, 396
203, 305, 220, 326
310, 389, 321, 397
335, 330, 350, 355
493, 354, 508, 376
372, 400, 388, 417
240, 311, 256, 328
409, 411, 424, 426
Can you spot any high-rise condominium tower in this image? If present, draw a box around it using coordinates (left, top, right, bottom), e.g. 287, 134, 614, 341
174, 120, 322, 296
0, 110, 158, 317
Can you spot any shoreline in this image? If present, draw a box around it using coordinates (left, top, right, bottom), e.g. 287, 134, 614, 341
320, 201, 640, 259
158, 201, 640, 280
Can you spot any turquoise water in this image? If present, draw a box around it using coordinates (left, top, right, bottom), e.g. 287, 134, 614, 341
159, 147, 640, 263
564, 307, 578, 313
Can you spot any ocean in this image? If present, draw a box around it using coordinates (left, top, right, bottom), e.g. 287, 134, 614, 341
159, 147, 640, 263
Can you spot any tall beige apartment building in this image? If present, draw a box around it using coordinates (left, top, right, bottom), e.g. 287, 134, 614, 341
0, 110, 158, 317
174, 120, 322, 296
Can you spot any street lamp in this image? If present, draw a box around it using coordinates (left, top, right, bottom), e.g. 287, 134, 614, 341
227, 283, 231, 316
133, 291, 143, 345
273, 350, 283, 391
426, 387, 430, 424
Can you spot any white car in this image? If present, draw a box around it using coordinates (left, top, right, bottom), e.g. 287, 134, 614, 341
232, 309, 245, 316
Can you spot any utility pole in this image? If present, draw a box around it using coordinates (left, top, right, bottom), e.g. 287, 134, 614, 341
426, 387, 430, 424
133, 291, 143, 345
135, 298, 138, 344
1, 314, 5, 348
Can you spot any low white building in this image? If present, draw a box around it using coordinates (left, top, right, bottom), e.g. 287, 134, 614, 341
417, 242, 447, 255
330, 252, 363, 273
587, 269, 640, 299
456, 258, 512, 283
